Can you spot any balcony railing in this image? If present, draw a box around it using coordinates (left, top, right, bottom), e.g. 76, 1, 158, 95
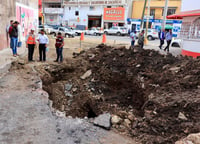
44, 8, 64, 14
64, 0, 128, 6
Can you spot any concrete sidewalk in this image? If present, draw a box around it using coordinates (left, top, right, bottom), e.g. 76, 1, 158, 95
0, 45, 26, 75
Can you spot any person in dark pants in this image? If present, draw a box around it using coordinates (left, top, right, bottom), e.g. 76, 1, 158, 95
138, 30, 145, 48
159, 29, 165, 49
26, 28, 36, 61
9, 21, 19, 57
130, 31, 136, 50
37, 29, 49, 61
164, 29, 173, 52
54, 32, 64, 62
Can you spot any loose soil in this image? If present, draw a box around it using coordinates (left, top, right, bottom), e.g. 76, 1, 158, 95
36, 45, 200, 143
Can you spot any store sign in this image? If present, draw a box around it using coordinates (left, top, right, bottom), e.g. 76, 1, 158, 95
103, 7, 125, 21
43, 0, 61, 3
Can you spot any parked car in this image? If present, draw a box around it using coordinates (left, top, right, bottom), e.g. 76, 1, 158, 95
171, 38, 182, 47
136, 29, 158, 40
85, 27, 103, 36
104, 26, 128, 36
72, 28, 85, 36
38, 25, 53, 34
51, 27, 75, 38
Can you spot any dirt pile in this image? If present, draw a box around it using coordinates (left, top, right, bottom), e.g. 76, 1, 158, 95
39, 44, 200, 144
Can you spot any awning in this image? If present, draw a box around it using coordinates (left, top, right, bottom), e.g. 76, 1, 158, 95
167, 9, 200, 19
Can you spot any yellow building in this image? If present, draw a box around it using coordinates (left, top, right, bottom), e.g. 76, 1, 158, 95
132, 0, 182, 20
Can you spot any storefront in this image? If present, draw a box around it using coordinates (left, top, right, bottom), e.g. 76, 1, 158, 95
167, 10, 200, 58
127, 18, 182, 37
103, 7, 126, 29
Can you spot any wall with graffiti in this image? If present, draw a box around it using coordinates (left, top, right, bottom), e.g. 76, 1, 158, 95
16, 2, 38, 39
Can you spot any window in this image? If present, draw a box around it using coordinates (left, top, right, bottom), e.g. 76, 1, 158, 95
89, 6, 95, 11
107, 6, 111, 8
75, 11, 79, 16
150, 9, 155, 18
167, 9, 176, 16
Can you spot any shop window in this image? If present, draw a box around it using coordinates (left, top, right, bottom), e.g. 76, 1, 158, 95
150, 9, 155, 18
89, 6, 95, 11
75, 11, 79, 16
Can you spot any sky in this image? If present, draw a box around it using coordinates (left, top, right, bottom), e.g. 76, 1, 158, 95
181, 0, 200, 11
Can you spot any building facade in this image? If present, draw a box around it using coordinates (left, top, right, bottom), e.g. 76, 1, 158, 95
63, 0, 130, 29
42, 0, 64, 25
0, 0, 38, 50
132, 0, 182, 20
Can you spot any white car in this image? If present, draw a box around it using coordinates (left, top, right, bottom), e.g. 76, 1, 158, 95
85, 27, 103, 36
38, 25, 53, 34
171, 38, 182, 47
53, 27, 75, 38
136, 29, 158, 40
104, 26, 128, 36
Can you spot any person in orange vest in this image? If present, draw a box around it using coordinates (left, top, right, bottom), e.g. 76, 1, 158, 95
54, 32, 64, 62
26, 28, 36, 62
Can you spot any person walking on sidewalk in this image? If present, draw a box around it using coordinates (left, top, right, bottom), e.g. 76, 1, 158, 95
37, 29, 49, 61
26, 28, 36, 62
138, 30, 145, 49
9, 21, 19, 57
164, 30, 173, 52
159, 29, 165, 49
130, 31, 136, 50
54, 32, 64, 63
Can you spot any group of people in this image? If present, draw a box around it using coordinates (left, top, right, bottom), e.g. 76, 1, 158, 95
129, 28, 173, 52
130, 30, 145, 49
6, 20, 64, 62
26, 29, 64, 62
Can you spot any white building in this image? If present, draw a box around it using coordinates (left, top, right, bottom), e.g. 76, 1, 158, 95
43, 0, 64, 25
63, 0, 131, 29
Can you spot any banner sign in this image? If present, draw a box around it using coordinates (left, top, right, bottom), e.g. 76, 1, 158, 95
103, 7, 125, 21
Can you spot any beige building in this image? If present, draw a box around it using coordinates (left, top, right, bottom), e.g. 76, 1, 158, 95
132, 0, 182, 19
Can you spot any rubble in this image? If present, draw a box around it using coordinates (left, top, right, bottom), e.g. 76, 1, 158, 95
93, 113, 111, 130
176, 133, 200, 144
111, 115, 122, 125
178, 112, 188, 121
80, 70, 92, 80
40, 45, 200, 143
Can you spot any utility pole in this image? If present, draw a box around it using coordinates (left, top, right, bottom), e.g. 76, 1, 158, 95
140, 0, 148, 30
145, 0, 151, 44
162, 0, 169, 29
42, 0, 45, 30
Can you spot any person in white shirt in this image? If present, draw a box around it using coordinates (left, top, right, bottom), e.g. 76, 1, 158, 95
164, 29, 173, 52
37, 29, 49, 61
130, 31, 137, 49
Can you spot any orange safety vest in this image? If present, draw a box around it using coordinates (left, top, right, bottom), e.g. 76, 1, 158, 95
27, 35, 36, 44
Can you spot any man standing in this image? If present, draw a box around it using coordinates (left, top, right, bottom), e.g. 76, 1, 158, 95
26, 28, 36, 62
138, 30, 145, 49
9, 21, 19, 57
37, 29, 49, 61
159, 29, 165, 49
6, 20, 13, 48
130, 31, 137, 49
55, 32, 64, 63
164, 29, 173, 52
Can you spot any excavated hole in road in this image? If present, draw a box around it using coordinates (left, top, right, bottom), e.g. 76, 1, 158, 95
41, 64, 146, 118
